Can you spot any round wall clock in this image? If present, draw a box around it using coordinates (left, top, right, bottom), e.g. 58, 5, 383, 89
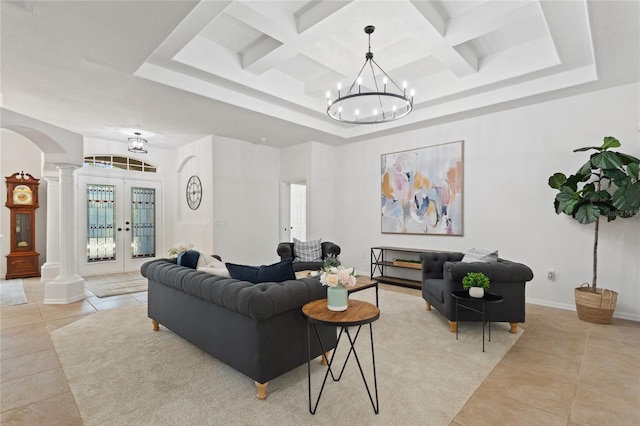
186, 175, 202, 210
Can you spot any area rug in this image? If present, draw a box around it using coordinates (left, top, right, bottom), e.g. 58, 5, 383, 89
51, 288, 522, 425
84, 271, 147, 297
0, 279, 28, 307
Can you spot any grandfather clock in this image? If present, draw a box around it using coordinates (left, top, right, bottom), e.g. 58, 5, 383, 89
5, 171, 41, 279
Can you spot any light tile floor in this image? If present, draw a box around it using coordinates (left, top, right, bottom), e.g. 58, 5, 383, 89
1, 279, 638, 425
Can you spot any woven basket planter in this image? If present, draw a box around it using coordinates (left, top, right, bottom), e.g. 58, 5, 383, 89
574, 284, 618, 324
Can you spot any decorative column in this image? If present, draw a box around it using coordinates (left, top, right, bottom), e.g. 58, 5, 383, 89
44, 164, 85, 304
40, 174, 60, 282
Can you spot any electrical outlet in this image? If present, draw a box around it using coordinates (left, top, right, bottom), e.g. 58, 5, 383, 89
546, 270, 555, 281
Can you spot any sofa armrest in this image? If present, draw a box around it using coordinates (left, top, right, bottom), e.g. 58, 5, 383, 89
420, 252, 464, 280
322, 241, 341, 259
444, 259, 534, 283
277, 242, 294, 260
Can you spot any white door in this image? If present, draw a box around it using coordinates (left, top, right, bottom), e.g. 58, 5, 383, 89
290, 182, 306, 241
78, 175, 162, 275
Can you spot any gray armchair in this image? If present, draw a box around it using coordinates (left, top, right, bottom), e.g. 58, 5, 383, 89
420, 252, 534, 333
277, 241, 341, 272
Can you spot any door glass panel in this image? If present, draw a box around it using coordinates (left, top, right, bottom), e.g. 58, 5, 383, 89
131, 187, 156, 259
86, 184, 116, 262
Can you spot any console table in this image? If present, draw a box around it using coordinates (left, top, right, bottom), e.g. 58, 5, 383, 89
371, 246, 434, 289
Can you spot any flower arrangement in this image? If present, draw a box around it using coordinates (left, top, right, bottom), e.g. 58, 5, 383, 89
320, 256, 357, 288
168, 242, 193, 258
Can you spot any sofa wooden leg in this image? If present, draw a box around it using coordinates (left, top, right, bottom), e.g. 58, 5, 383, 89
320, 351, 331, 365
151, 319, 159, 331
448, 321, 457, 333
425, 301, 432, 310
509, 322, 519, 333
255, 381, 268, 400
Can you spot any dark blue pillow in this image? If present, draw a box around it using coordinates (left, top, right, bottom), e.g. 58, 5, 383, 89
177, 250, 200, 269
226, 262, 260, 283
226, 258, 295, 283
256, 258, 296, 283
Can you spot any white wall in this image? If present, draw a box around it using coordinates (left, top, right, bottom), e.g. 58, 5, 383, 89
335, 83, 640, 320
0, 130, 47, 277
171, 135, 215, 256
211, 136, 280, 265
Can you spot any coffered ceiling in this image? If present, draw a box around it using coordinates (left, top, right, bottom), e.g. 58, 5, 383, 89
1, 1, 638, 149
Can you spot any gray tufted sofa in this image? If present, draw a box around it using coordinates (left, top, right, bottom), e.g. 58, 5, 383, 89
141, 258, 337, 400
420, 252, 534, 333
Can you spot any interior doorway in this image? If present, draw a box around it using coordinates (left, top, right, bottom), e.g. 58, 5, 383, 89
290, 182, 306, 241
280, 181, 307, 242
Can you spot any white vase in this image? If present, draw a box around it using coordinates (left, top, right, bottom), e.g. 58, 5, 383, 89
469, 287, 484, 298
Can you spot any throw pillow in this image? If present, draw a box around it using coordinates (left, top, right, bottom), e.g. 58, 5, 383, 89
197, 254, 225, 269
293, 238, 322, 263
256, 258, 296, 283
177, 250, 200, 269
226, 263, 260, 283
225, 259, 296, 283
197, 265, 231, 278
461, 248, 499, 263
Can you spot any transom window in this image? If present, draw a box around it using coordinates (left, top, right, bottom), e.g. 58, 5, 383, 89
83, 155, 157, 173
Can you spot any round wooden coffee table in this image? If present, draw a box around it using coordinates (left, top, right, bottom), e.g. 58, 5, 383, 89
302, 299, 380, 414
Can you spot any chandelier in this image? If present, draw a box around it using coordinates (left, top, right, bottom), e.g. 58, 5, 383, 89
128, 132, 148, 153
326, 25, 413, 124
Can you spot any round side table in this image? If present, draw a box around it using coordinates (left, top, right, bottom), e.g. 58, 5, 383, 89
302, 299, 380, 414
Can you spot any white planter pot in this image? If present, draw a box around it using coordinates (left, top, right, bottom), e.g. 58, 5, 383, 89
469, 287, 484, 298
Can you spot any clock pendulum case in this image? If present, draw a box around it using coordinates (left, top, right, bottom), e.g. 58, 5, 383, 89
5, 171, 41, 279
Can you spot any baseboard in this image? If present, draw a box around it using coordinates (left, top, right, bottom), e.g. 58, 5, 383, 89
526, 298, 640, 323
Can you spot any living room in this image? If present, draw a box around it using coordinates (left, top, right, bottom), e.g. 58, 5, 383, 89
1, 0, 639, 424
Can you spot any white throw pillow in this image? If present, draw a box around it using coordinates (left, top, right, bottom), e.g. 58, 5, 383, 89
461, 248, 499, 263
293, 238, 323, 262
197, 254, 225, 269
197, 265, 231, 278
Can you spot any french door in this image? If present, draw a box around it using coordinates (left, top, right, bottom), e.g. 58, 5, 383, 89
78, 175, 162, 275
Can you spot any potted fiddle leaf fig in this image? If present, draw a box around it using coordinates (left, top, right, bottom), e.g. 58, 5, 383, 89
548, 136, 640, 324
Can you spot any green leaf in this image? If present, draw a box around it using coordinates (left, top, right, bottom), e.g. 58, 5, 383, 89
612, 181, 640, 213
627, 162, 639, 180
576, 161, 594, 177
556, 191, 579, 215
601, 136, 621, 150
583, 190, 611, 201
617, 152, 640, 166
573, 146, 601, 152
574, 204, 600, 224
602, 168, 627, 182
548, 173, 567, 189
592, 151, 624, 170
566, 173, 588, 191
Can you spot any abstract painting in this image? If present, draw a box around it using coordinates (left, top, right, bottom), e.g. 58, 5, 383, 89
381, 141, 464, 235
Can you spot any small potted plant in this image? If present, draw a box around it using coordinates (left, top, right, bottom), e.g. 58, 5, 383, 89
462, 272, 490, 298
